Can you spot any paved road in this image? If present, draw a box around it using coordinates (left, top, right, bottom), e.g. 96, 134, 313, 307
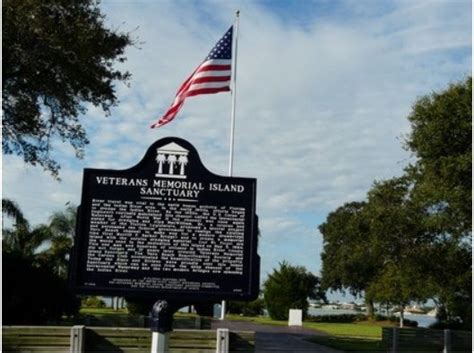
211, 320, 343, 353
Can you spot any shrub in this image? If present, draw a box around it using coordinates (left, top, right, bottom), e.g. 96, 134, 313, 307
82, 296, 106, 308
263, 261, 325, 320
429, 320, 468, 331
228, 298, 265, 317
306, 314, 367, 323
3, 250, 80, 324
125, 297, 156, 315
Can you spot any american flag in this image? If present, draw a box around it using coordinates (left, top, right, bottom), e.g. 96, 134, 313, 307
151, 26, 233, 128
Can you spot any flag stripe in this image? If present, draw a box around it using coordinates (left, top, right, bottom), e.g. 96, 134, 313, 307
186, 87, 230, 97
167, 83, 230, 117
193, 70, 231, 78
188, 81, 231, 91
196, 64, 231, 72
191, 75, 231, 84
200, 59, 232, 66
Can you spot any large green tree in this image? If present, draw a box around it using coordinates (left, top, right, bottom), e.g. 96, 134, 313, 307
319, 201, 379, 318
3, 0, 133, 177
263, 261, 326, 320
363, 177, 433, 327
319, 77, 472, 328
404, 77, 472, 328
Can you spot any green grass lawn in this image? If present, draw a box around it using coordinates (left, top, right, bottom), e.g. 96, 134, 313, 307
226, 314, 388, 337
226, 314, 394, 352
303, 322, 384, 352
304, 321, 383, 338
80, 307, 129, 315
307, 335, 384, 352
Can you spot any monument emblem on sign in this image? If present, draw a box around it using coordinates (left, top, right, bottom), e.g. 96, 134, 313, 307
155, 142, 189, 179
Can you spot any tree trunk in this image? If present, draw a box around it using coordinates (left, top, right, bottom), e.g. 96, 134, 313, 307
365, 298, 375, 319
437, 303, 448, 322
399, 308, 404, 328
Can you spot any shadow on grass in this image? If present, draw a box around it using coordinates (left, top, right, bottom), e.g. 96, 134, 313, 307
307, 336, 442, 353
307, 336, 384, 352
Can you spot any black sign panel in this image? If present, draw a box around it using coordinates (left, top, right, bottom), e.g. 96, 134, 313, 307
70, 137, 259, 301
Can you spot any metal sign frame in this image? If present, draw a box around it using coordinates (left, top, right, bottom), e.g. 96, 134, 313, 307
69, 137, 259, 302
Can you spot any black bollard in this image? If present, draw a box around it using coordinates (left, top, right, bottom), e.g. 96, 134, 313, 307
150, 300, 175, 333
149, 300, 182, 353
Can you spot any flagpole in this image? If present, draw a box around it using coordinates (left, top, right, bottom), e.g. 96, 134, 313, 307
221, 9, 240, 321
228, 9, 239, 177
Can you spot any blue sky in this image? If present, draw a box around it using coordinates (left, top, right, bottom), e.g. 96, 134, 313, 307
3, 0, 471, 301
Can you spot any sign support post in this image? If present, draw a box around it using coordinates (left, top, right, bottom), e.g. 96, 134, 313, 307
151, 332, 169, 353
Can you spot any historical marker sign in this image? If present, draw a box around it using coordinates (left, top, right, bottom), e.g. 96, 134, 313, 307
70, 137, 259, 301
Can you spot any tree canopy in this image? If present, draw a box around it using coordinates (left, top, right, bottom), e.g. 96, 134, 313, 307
319, 201, 379, 317
3, 0, 133, 177
404, 77, 472, 326
405, 77, 471, 238
319, 77, 472, 329
364, 177, 434, 326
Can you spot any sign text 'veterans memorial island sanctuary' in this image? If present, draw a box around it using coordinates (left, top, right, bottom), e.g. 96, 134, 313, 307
70, 137, 260, 303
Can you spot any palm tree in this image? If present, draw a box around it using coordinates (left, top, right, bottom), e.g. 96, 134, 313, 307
2, 199, 27, 227
42, 206, 77, 277
2, 198, 52, 258
2, 199, 76, 277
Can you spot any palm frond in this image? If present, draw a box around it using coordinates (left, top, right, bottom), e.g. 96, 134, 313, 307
2, 199, 29, 228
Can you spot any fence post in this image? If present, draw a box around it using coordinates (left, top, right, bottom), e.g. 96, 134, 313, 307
70, 325, 85, 353
391, 327, 399, 353
216, 328, 229, 353
195, 316, 202, 329
443, 329, 451, 353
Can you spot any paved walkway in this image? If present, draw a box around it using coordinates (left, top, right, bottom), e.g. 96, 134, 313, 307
211, 319, 343, 353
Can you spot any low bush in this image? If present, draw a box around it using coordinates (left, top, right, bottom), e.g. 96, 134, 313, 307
3, 251, 80, 324
228, 298, 265, 317
306, 314, 367, 323
428, 320, 468, 331
82, 296, 106, 308
375, 315, 418, 327
399, 318, 418, 327
125, 297, 157, 315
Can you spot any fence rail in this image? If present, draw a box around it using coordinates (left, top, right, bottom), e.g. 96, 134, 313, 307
3, 326, 255, 353
75, 314, 210, 329
382, 327, 471, 353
